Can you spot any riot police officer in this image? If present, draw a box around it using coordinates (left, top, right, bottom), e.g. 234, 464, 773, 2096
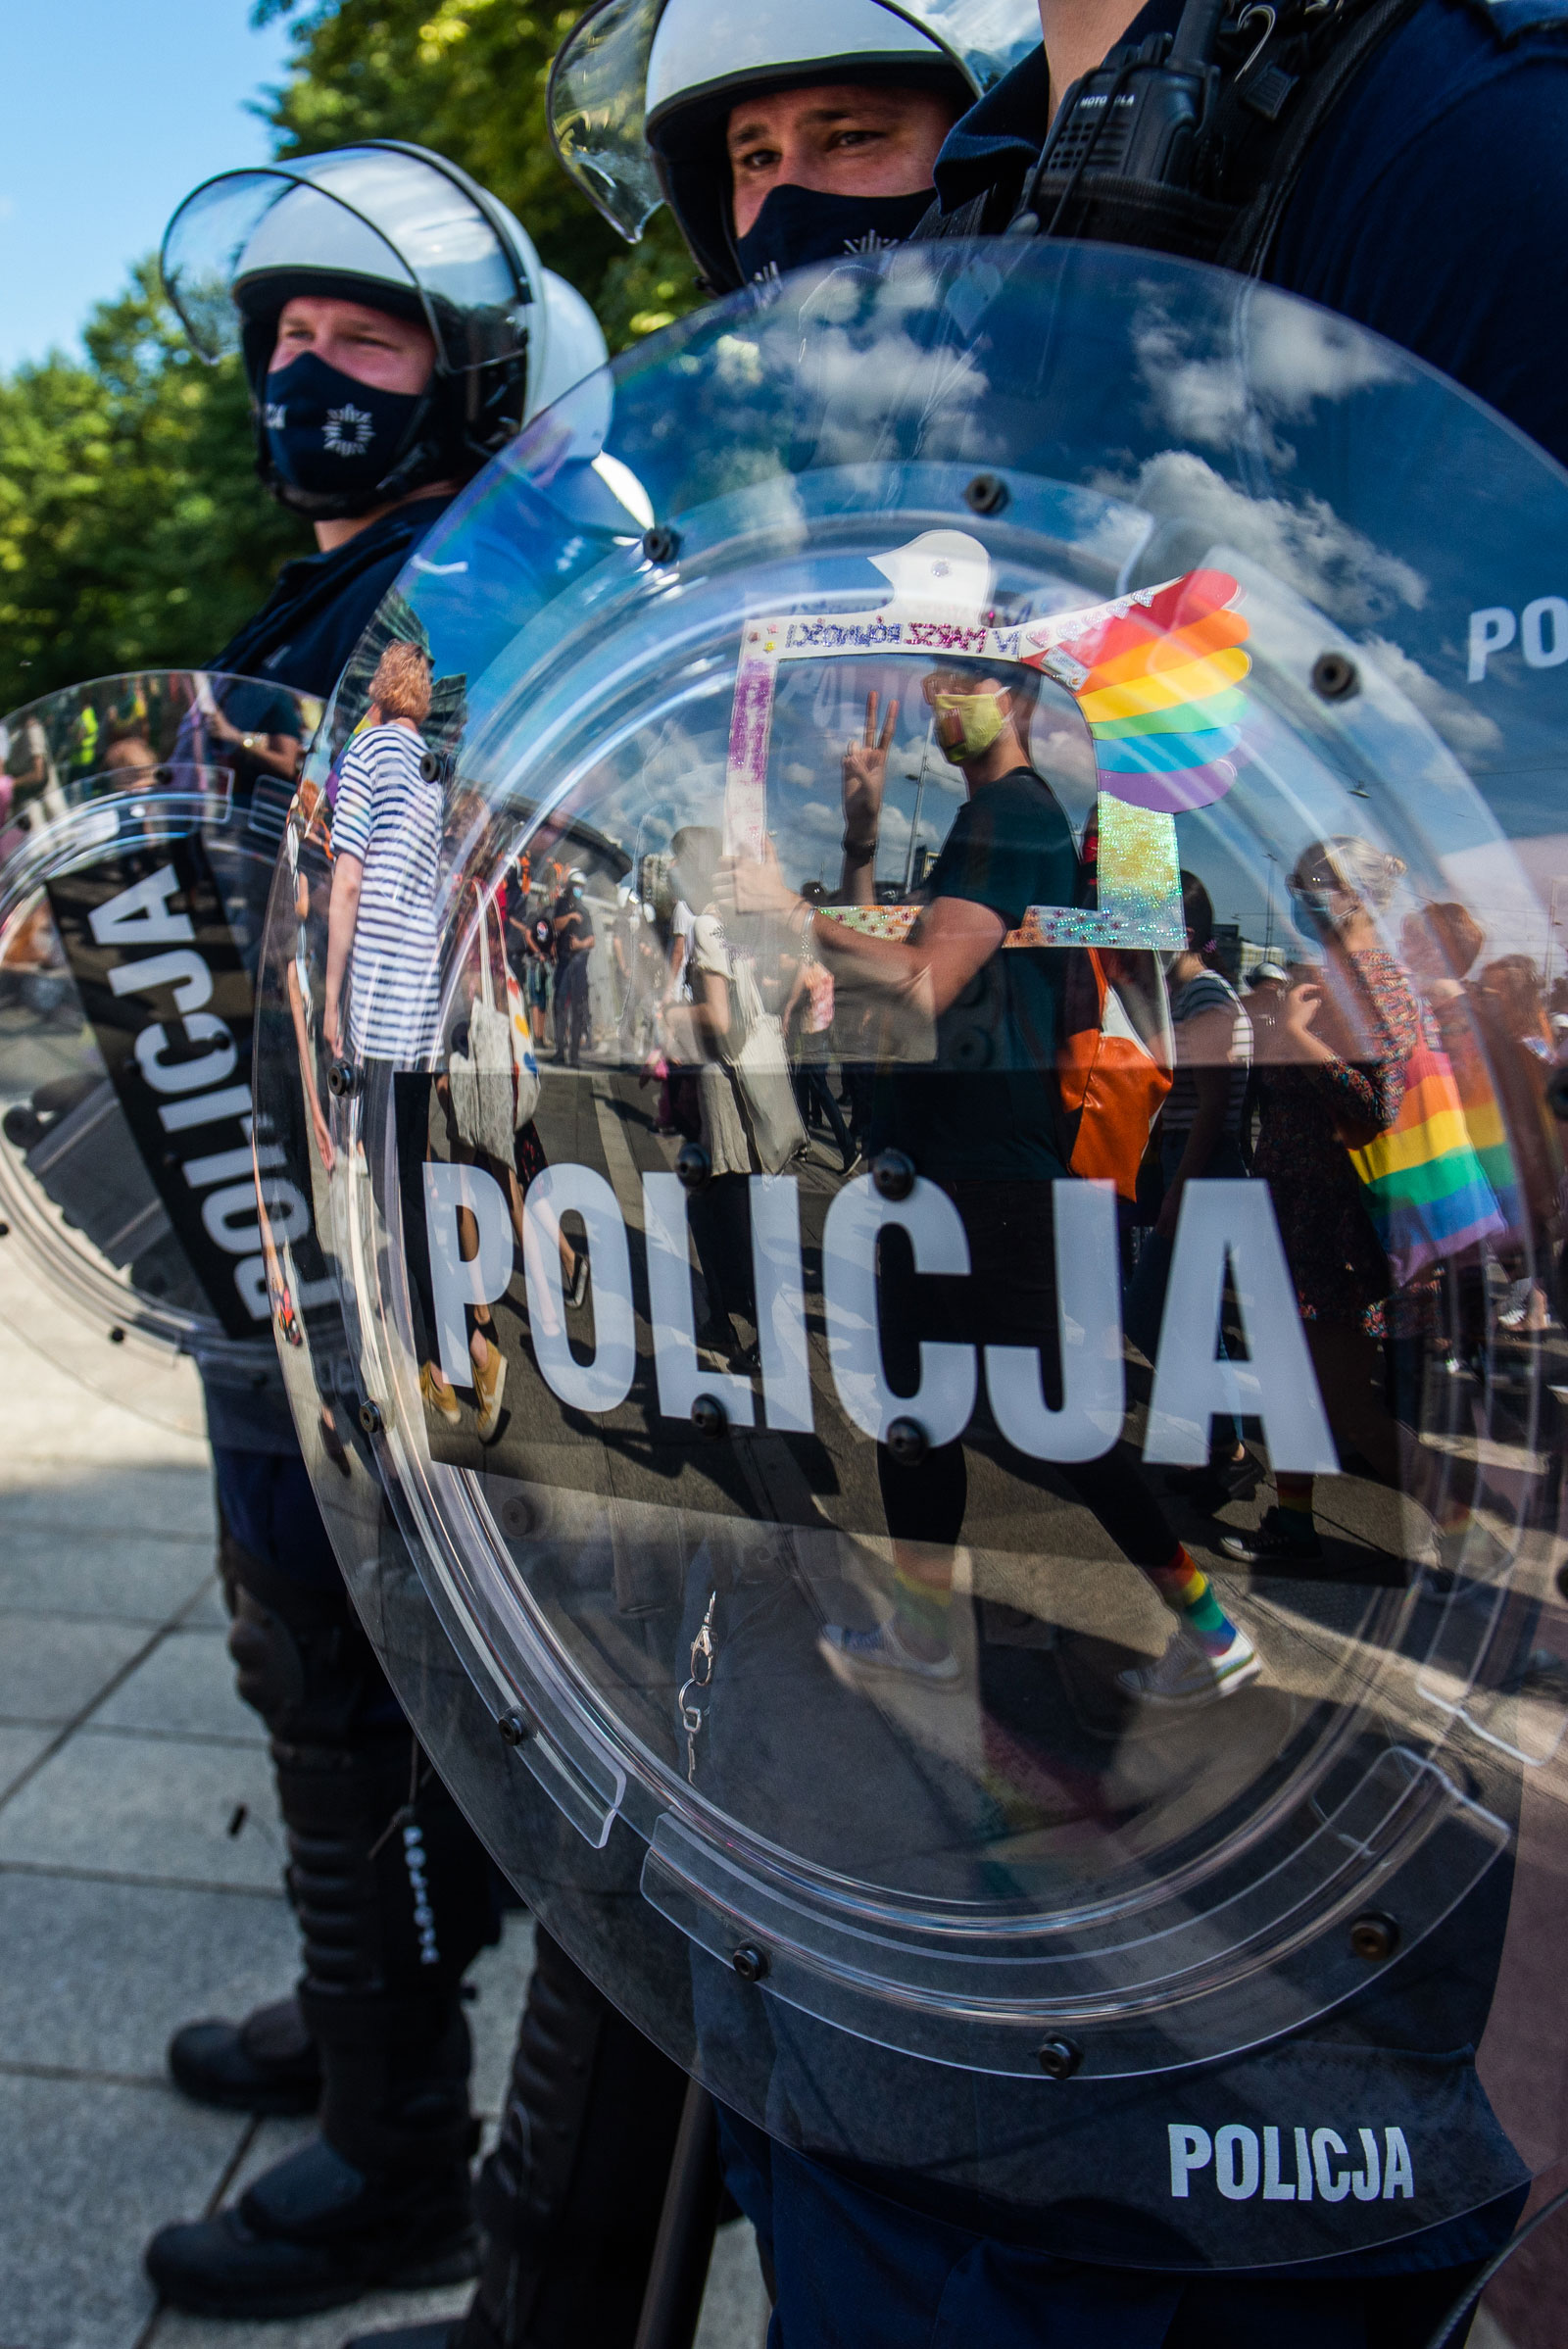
693, 0, 1568, 2337
139, 145, 610, 2321
339, 18, 1045, 2349
379, 2, 1568, 2345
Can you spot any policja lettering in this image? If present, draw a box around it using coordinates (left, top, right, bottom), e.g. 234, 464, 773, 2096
42, 850, 281, 1334
1170, 2124, 1415, 2202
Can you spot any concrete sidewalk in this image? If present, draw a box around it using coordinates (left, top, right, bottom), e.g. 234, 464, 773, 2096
0, 1309, 766, 2349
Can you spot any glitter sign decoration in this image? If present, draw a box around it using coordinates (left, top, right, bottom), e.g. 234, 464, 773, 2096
723, 566, 1250, 949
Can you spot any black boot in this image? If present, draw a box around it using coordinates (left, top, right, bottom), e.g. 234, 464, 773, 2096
145, 1544, 497, 2320
168, 1993, 321, 2116
143, 2107, 477, 2320
147, 1873, 485, 2318
344, 1928, 691, 2349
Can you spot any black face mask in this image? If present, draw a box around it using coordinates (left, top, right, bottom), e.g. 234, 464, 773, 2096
732, 182, 934, 282
263, 349, 424, 503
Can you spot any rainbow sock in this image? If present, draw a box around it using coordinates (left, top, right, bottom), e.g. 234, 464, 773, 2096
1276, 1475, 1315, 1523
1147, 1547, 1237, 1658
893, 1564, 954, 1653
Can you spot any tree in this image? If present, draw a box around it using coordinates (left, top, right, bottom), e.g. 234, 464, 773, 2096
0, 264, 305, 712
254, 0, 702, 349
0, 2, 702, 714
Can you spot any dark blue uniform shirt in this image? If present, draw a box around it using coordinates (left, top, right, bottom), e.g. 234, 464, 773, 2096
933, 0, 1568, 466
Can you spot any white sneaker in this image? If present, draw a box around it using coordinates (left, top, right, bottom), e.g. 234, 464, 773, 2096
819, 1616, 961, 1688
1117, 1626, 1261, 1707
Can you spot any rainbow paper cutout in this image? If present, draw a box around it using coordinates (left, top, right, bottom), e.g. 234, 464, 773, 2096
1027, 568, 1250, 816
1346, 1045, 1505, 1288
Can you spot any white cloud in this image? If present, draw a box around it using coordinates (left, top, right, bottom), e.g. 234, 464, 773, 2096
1091, 450, 1426, 629
1130, 286, 1409, 465
1360, 636, 1504, 763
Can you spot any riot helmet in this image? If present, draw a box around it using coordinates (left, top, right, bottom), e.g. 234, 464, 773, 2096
161, 142, 609, 518
549, 0, 1038, 291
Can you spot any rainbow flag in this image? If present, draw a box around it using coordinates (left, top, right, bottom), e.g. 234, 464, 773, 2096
1347, 1044, 1505, 1288
1447, 1062, 1525, 1239
1030, 567, 1250, 815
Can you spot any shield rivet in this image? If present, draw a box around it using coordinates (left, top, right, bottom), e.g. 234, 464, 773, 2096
691, 1394, 728, 1443
675, 1141, 710, 1192
1037, 2037, 1082, 2080
964, 472, 1009, 515
1348, 1913, 1399, 1962
1310, 651, 1360, 702
870, 1149, 915, 1200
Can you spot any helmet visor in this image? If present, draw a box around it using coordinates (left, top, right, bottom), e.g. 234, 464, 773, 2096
163, 146, 531, 374
549, 0, 1038, 241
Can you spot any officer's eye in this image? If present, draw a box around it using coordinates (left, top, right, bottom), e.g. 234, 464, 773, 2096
734, 142, 780, 173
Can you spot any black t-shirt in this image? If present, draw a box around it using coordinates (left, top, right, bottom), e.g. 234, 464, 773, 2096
557, 903, 594, 965
877, 766, 1079, 1184
208, 492, 455, 699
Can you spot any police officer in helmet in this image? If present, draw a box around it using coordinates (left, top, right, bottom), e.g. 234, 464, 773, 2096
140, 145, 608, 2321
673, 0, 1568, 2337
375, 2, 1568, 2346
553, 0, 1040, 294
339, 19, 1042, 2349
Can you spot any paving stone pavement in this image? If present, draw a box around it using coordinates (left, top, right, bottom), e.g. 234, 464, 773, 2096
0, 1305, 768, 2349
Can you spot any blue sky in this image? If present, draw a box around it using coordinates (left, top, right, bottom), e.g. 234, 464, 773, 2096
0, 0, 297, 372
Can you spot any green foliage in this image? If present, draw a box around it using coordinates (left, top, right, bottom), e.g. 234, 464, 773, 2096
254, 0, 702, 349
0, 262, 306, 712
0, 2, 700, 713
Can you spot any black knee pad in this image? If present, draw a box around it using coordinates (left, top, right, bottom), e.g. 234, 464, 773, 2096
220, 1531, 394, 1745
275, 1734, 498, 2005
220, 1530, 499, 2006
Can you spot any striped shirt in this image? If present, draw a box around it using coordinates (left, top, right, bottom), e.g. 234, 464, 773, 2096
1165, 969, 1251, 1136
332, 724, 444, 1063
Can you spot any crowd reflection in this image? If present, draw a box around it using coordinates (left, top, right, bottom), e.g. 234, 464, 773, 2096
301, 636, 1566, 1727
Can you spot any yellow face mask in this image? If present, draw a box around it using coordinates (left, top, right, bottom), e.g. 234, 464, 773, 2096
927, 688, 1007, 766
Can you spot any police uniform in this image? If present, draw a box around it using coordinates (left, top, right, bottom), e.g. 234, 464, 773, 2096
139, 145, 682, 2326
718, 4, 1568, 2339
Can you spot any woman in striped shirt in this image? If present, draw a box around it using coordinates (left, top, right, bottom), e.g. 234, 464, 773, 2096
322, 641, 444, 1067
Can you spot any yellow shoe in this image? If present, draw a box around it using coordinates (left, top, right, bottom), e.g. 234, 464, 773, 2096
419, 1363, 461, 1428
472, 1340, 508, 1444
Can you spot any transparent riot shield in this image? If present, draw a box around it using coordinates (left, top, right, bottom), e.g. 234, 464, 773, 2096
255, 242, 1568, 2272
0, 670, 318, 1430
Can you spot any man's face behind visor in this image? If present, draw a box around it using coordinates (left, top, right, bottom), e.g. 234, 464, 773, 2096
263, 294, 438, 503
270, 297, 436, 397
726, 81, 956, 275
